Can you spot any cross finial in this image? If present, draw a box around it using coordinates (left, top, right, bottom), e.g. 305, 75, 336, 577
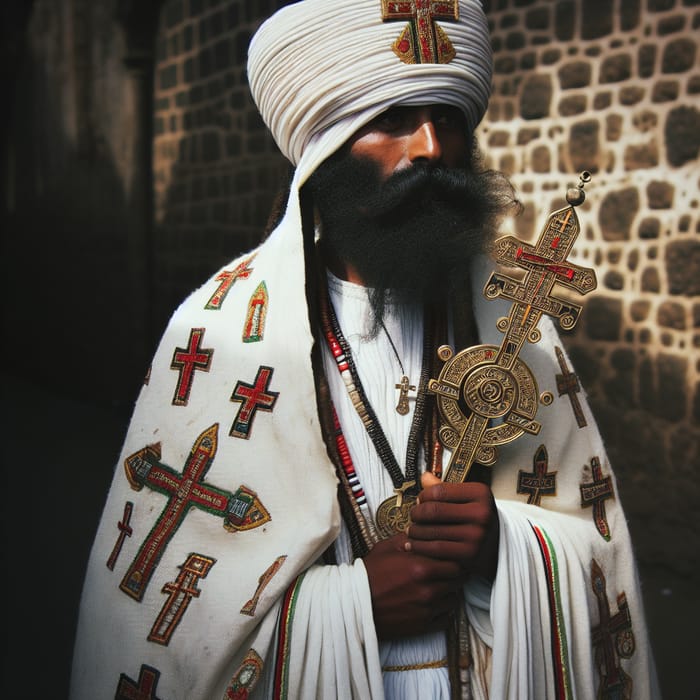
381, 1, 459, 64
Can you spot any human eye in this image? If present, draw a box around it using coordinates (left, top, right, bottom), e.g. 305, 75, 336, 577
370, 107, 408, 133
432, 106, 465, 131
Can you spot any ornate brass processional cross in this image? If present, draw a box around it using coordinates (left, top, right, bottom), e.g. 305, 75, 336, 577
428, 173, 597, 483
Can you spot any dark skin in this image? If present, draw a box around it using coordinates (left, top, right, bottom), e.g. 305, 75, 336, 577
324, 104, 500, 641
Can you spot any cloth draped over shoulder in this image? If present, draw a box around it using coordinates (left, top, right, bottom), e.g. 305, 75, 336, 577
70, 1, 659, 698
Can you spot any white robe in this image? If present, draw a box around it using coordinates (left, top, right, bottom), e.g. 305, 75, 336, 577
70, 225, 660, 698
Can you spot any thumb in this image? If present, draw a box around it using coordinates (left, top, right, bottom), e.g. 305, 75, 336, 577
421, 471, 442, 489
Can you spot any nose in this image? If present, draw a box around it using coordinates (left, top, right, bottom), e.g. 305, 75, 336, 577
407, 118, 443, 165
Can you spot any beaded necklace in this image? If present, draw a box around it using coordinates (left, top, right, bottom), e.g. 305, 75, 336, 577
319, 282, 432, 538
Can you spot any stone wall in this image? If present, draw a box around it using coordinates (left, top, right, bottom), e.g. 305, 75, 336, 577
151, 0, 700, 579
479, 0, 699, 579
152, 0, 288, 323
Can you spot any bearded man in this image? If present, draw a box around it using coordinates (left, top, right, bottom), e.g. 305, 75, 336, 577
70, 2, 659, 698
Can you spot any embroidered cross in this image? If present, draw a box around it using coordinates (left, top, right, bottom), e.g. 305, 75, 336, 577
580, 456, 614, 541
205, 256, 254, 310
148, 553, 216, 645
555, 346, 587, 428
170, 328, 213, 406
106, 501, 134, 570
120, 424, 268, 601
240, 555, 287, 616
116, 664, 162, 700
381, 0, 459, 64
590, 559, 635, 699
517, 444, 557, 506
230, 365, 279, 438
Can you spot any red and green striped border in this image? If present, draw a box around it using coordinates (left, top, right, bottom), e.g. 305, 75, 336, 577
272, 572, 307, 699
531, 523, 573, 700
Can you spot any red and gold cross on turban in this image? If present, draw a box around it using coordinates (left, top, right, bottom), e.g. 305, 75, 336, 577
381, 0, 459, 64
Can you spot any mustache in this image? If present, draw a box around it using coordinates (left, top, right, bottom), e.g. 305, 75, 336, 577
361, 163, 472, 219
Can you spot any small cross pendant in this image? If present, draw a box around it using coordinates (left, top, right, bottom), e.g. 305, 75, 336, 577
394, 480, 416, 508
395, 375, 416, 415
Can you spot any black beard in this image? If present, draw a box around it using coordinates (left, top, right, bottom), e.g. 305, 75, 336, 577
305, 146, 516, 330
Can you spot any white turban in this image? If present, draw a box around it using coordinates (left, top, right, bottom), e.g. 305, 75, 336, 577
247, 0, 493, 184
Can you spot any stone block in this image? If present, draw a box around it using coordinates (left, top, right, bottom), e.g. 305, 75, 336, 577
594, 92, 612, 110
638, 217, 660, 239
648, 0, 675, 10
605, 347, 637, 408
637, 44, 657, 79
658, 301, 687, 330
554, 1, 576, 40
624, 141, 659, 170
517, 127, 540, 144
569, 119, 599, 172
659, 15, 688, 36
558, 60, 592, 89
620, 0, 641, 30
630, 300, 650, 321
600, 53, 632, 83
632, 109, 658, 132
641, 266, 661, 293
599, 187, 638, 240
525, 7, 549, 29
647, 180, 674, 209
657, 354, 688, 422
651, 79, 680, 102
531, 145, 550, 172
619, 86, 645, 105
488, 131, 509, 146
519, 74, 552, 119
559, 95, 587, 116
663, 37, 697, 73
628, 249, 639, 271
604, 270, 625, 290
542, 48, 561, 64
581, 0, 613, 39
505, 31, 526, 50
665, 105, 700, 166
159, 64, 178, 90
584, 296, 622, 341
666, 239, 700, 295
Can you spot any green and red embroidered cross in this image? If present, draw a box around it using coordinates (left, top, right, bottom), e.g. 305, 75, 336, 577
116, 664, 162, 700
106, 501, 134, 571
590, 559, 635, 699
555, 346, 586, 428
148, 553, 216, 645
120, 424, 267, 601
580, 456, 614, 541
517, 444, 557, 506
170, 327, 213, 406
230, 365, 279, 438
205, 256, 255, 310
381, 0, 458, 64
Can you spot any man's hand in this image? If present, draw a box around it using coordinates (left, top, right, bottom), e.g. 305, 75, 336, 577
363, 532, 464, 640
406, 471, 499, 581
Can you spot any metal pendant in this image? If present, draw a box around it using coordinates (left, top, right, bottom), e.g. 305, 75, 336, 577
429, 172, 597, 483
375, 480, 417, 539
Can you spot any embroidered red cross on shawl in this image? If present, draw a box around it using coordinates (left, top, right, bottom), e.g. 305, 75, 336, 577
170, 328, 213, 406
230, 365, 279, 439
116, 664, 162, 700
381, 0, 459, 64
